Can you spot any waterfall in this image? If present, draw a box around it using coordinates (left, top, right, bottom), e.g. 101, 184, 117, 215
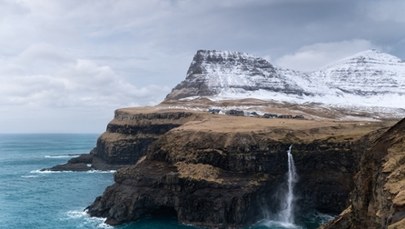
258, 145, 300, 229
279, 145, 298, 224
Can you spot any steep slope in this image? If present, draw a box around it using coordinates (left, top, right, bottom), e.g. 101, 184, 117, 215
322, 118, 405, 229
165, 49, 405, 110
308, 50, 405, 108
313, 50, 405, 96
166, 50, 310, 100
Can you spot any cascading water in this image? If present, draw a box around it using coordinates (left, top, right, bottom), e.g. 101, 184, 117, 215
259, 145, 330, 228
278, 145, 298, 225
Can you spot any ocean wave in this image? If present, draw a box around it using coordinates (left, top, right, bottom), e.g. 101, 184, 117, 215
30, 169, 71, 174
30, 169, 116, 174
66, 210, 113, 229
21, 175, 39, 178
44, 155, 77, 159
85, 170, 116, 174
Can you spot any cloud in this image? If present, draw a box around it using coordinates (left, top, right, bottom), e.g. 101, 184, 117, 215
0, 44, 170, 109
367, 0, 405, 23
275, 39, 377, 71
0, 42, 171, 133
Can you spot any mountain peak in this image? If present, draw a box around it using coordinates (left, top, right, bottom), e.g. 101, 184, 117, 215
166, 49, 308, 100
165, 49, 405, 109
195, 50, 253, 59
309, 49, 405, 99
325, 49, 403, 68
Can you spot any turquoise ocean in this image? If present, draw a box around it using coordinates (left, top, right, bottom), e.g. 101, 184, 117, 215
0, 134, 331, 229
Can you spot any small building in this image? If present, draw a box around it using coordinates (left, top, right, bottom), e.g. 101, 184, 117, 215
279, 114, 293, 119
263, 113, 278, 119
208, 108, 221, 114
225, 109, 245, 116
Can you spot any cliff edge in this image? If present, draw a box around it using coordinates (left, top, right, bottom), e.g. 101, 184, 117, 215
85, 107, 392, 228
45, 107, 206, 171
322, 118, 405, 229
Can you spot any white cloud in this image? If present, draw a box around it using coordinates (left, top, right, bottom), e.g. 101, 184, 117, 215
275, 39, 377, 71
367, 0, 405, 23
0, 0, 189, 132
0, 43, 171, 132
0, 44, 169, 108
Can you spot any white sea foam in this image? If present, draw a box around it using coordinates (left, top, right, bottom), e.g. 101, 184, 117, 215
30, 169, 69, 174
66, 210, 113, 229
30, 169, 70, 174
258, 219, 302, 229
86, 170, 116, 174
21, 175, 39, 178
30, 169, 116, 174
44, 155, 77, 159
66, 210, 89, 219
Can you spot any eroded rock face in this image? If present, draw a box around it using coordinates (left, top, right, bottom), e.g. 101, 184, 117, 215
165, 50, 308, 101
87, 159, 271, 227
86, 113, 389, 228
46, 108, 205, 171
148, 129, 362, 215
322, 118, 405, 229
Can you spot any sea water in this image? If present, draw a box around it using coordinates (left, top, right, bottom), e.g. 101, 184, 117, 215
0, 134, 331, 229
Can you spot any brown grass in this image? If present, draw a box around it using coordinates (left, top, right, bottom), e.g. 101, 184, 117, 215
175, 162, 223, 183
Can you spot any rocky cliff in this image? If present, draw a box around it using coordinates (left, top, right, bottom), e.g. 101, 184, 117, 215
166, 50, 309, 100
322, 118, 405, 229
85, 108, 392, 228
46, 108, 205, 171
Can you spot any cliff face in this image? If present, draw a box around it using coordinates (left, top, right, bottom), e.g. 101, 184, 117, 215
323, 118, 405, 229
91, 109, 202, 167
47, 108, 205, 171
86, 109, 391, 228
165, 50, 307, 100
148, 128, 359, 214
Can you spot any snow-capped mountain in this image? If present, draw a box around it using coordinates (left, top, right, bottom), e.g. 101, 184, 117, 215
167, 50, 309, 100
165, 49, 405, 109
311, 50, 405, 96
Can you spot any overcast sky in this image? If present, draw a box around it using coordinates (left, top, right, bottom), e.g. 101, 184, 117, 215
1, 0, 404, 133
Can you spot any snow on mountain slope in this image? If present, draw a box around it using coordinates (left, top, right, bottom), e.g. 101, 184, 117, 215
165, 49, 405, 109
311, 50, 405, 96
167, 50, 310, 100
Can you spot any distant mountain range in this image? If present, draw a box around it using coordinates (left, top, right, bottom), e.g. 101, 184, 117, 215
165, 49, 405, 109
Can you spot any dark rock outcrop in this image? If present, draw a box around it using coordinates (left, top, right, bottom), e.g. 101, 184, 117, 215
322, 118, 405, 229
45, 108, 205, 171
45, 154, 93, 171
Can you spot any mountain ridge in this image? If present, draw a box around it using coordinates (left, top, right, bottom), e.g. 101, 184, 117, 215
165, 49, 405, 110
